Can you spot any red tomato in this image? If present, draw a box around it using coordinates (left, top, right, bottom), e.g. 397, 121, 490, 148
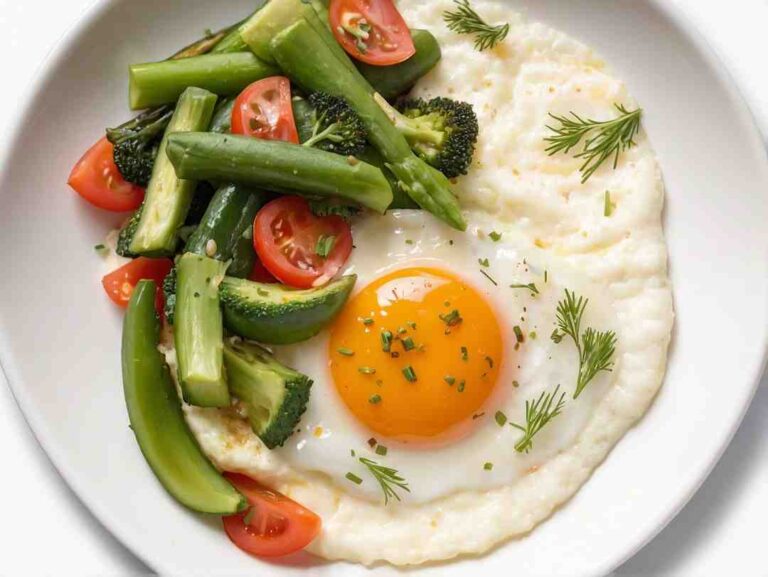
330, 0, 415, 66
231, 77, 299, 143
68, 137, 145, 212
248, 258, 278, 284
222, 473, 321, 558
101, 257, 173, 313
253, 196, 353, 289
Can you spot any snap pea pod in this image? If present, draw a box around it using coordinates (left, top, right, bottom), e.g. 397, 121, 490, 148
122, 280, 246, 514
270, 20, 465, 230
165, 132, 393, 214
129, 53, 278, 109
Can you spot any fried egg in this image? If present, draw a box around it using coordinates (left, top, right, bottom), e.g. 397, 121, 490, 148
178, 0, 673, 566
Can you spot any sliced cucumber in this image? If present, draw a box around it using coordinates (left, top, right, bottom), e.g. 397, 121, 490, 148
122, 280, 246, 514
220, 275, 356, 344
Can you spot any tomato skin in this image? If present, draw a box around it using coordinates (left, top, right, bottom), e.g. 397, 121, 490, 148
68, 137, 145, 212
330, 0, 416, 66
253, 196, 353, 289
231, 77, 299, 143
222, 473, 321, 558
102, 257, 173, 314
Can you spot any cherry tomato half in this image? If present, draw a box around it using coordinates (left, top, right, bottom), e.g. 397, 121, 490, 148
248, 258, 279, 284
68, 137, 145, 212
254, 196, 353, 289
330, 0, 415, 66
101, 257, 173, 314
222, 473, 321, 558
231, 77, 300, 143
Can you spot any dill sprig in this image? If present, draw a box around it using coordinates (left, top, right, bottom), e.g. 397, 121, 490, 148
443, 0, 510, 52
545, 104, 642, 183
554, 290, 617, 398
359, 457, 410, 504
510, 385, 566, 453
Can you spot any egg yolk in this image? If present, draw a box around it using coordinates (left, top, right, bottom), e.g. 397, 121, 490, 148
329, 267, 503, 443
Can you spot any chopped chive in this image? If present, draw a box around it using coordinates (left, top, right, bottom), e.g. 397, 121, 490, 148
457, 380, 466, 392
346, 472, 363, 485
512, 380, 520, 388
495, 411, 508, 426
368, 437, 377, 447
551, 329, 563, 343
485, 356, 494, 368
405, 239, 414, 245
401, 336, 416, 351
489, 231, 502, 242
407, 321, 417, 330
337, 347, 355, 356
361, 317, 374, 326
315, 234, 336, 258
369, 394, 382, 404
440, 309, 463, 326
604, 190, 616, 217
478, 257, 490, 267
530, 331, 537, 340
510, 283, 539, 295
484, 462, 494, 471
375, 444, 388, 456
350, 449, 356, 457
402, 365, 417, 382
397, 327, 407, 335
544, 270, 548, 283
461, 346, 468, 361
444, 375, 456, 385
513, 326, 525, 343
256, 288, 270, 297
93, 243, 107, 252
381, 330, 393, 352
480, 269, 498, 286
359, 366, 377, 375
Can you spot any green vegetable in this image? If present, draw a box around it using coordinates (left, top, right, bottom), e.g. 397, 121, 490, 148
375, 95, 479, 179
129, 53, 278, 109
443, 0, 510, 52
355, 30, 442, 100
270, 19, 466, 230
165, 132, 393, 214
185, 182, 216, 226
220, 275, 356, 345
129, 87, 218, 257
356, 147, 418, 210
122, 280, 246, 514
116, 205, 143, 258
209, 97, 236, 134
185, 183, 265, 263
223, 340, 312, 449
300, 93, 367, 157
106, 106, 174, 187
174, 253, 229, 408
510, 385, 567, 453
162, 266, 177, 325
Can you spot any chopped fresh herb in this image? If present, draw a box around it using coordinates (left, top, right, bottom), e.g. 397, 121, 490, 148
510, 385, 567, 453
375, 445, 388, 456
485, 356, 494, 368
346, 472, 363, 485
381, 330, 393, 352
457, 380, 466, 392
359, 366, 377, 375
369, 394, 382, 404
513, 325, 525, 343
478, 257, 490, 267
544, 270, 549, 283
489, 231, 502, 242
551, 329, 563, 344
402, 365, 417, 382
604, 190, 616, 217
461, 346, 468, 361
361, 317, 374, 326
358, 457, 410, 504
401, 336, 416, 351
483, 462, 494, 471
545, 104, 643, 183
495, 410, 507, 426
93, 243, 107, 252
444, 375, 456, 385
443, 0, 510, 51
350, 449, 356, 457
256, 288, 270, 297
510, 283, 539, 295
440, 309, 463, 326
405, 239, 414, 245
315, 234, 336, 258
555, 289, 617, 398
397, 326, 407, 335
480, 269, 498, 286
337, 347, 355, 356
512, 380, 520, 388
407, 321, 417, 330
530, 331, 537, 339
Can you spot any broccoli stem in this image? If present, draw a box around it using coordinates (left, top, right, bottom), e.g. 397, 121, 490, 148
165, 132, 393, 214
373, 94, 445, 147
302, 122, 344, 149
129, 53, 278, 109
129, 87, 218, 257
270, 19, 466, 230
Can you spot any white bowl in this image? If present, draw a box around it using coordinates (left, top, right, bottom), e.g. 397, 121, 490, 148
1, 0, 766, 575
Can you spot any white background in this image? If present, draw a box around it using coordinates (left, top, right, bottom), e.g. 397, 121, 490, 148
0, 0, 766, 575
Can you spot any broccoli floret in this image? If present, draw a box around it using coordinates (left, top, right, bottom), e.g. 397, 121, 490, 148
106, 106, 174, 187
162, 266, 177, 325
300, 92, 367, 156
115, 205, 144, 258
374, 94, 479, 179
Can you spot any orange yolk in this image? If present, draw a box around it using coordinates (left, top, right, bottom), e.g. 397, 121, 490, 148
328, 267, 503, 443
